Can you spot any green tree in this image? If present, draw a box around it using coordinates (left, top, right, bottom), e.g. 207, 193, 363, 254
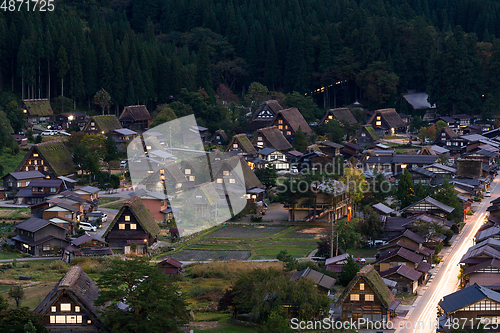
56, 46, 69, 97
397, 168, 414, 209
5, 101, 25, 134
196, 39, 215, 103
356, 61, 399, 108
0, 110, 15, 154
95, 257, 189, 333
244, 82, 269, 111
434, 178, 464, 223
277, 250, 297, 272
0, 308, 47, 333
409, 116, 427, 132
292, 127, 309, 152
104, 131, 119, 174
360, 207, 382, 241
151, 104, 177, 128
254, 164, 277, 189
23, 320, 37, 333
276, 177, 303, 222
258, 310, 293, 333
340, 167, 366, 211
283, 92, 320, 122
335, 218, 362, 253
93, 88, 112, 115
8, 285, 24, 308
418, 125, 437, 143
434, 120, 448, 133
338, 256, 361, 287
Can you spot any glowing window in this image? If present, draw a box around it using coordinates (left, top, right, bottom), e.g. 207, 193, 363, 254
189, 176, 195, 181
233, 143, 238, 148
60, 304, 71, 311
278, 119, 283, 124
75, 306, 80, 312
365, 294, 374, 301
56, 315, 66, 323
119, 224, 125, 230
376, 116, 381, 120
50, 316, 56, 323
184, 169, 191, 175
217, 178, 223, 183
278, 125, 283, 129
350, 294, 359, 301
67, 315, 77, 323
125, 216, 131, 221
359, 283, 364, 291
376, 121, 382, 126
51, 306, 56, 312
130, 224, 137, 230
33, 153, 39, 157
223, 170, 230, 176
229, 178, 236, 184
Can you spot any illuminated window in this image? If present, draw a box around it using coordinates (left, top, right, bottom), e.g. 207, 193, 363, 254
17, 182, 22, 187
75, 306, 80, 312
88, 320, 92, 324
67, 315, 77, 323
223, 170, 229, 176
376, 116, 381, 120
60, 304, 71, 311
130, 224, 137, 230
33, 153, 39, 157
50, 316, 56, 323
184, 169, 191, 175
287, 131, 291, 136
278, 125, 283, 129
359, 283, 364, 291
246, 194, 251, 199
44, 166, 48, 171
229, 178, 236, 184
376, 121, 382, 126
233, 143, 238, 149
365, 294, 374, 301
119, 224, 125, 230
350, 294, 359, 301
258, 136, 262, 141
125, 216, 131, 221
25, 167, 28, 171
189, 176, 195, 181
43, 245, 50, 251
278, 119, 283, 124
146, 146, 151, 150
51, 306, 56, 312
217, 178, 223, 183
328, 115, 333, 119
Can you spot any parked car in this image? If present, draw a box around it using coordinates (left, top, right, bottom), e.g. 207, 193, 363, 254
41, 130, 57, 136
368, 240, 388, 247
86, 211, 107, 224
79, 222, 96, 232
485, 190, 491, 197
120, 160, 128, 168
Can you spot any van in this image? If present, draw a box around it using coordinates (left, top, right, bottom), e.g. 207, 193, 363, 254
79, 222, 97, 232
120, 160, 128, 168
41, 130, 57, 136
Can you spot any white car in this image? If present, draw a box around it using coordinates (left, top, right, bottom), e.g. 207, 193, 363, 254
79, 222, 97, 232
41, 130, 57, 136
485, 190, 491, 197
120, 160, 128, 168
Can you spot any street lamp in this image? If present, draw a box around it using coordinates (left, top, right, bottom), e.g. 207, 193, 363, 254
348, 206, 352, 221
144, 238, 148, 254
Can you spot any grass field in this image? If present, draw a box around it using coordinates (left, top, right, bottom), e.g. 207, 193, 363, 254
0, 207, 30, 220
99, 198, 127, 210
0, 151, 26, 175
0, 251, 23, 259
98, 197, 122, 206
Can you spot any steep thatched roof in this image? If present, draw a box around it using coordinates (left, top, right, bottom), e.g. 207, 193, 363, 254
274, 108, 313, 135
321, 108, 358, 125
34, 266, 102, 329
23, 99, 53, 117
120, 105, 152, 121
104, 196, 160, 238
363, 126, 379, 140
228, 134, 257, 155
251, 100, 284, 121
253, 127, 293, 151
86, 115, 122, 133
217, 155, 264, 190
336, 265, 395, 309
367, 108, 406, 129
17, 141, 75, 176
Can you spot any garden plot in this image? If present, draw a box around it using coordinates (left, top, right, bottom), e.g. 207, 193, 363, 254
206, 225, 287, 238
279, 227, 328, 239
168, 250, 251, 261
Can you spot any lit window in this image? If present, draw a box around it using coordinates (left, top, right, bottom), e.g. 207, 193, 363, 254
229, 178, 236, 184
43, 245, 50, 251
146, 146, 151, 150
25, 167, 28, 171
361, 133, 366, 137
217, 178, 223, 183
184, 169, 191, 175
278, 119, 283, 124
359, 283, 364, 291
51, 306, 56, 312
223, 170, 229, 176
119, 224, 125, 230
67, 315, 77, 323
376, 116, 381, 120
246, 194, 251, 199
258, 136, 262, 141
350, 294, 359, 301
33, 153, 39, 157
88, 320, 92, 324
44, 166, 48, 171
60, 304, 71, 311
75, 306, 80, 312
50, 316, 56, 323
376, 121, 382, 126
130, 224, 137, 230
125, 216, 131, 221
278, 125, 283, 129
233, 143, 238, 149
50, 187, 57, 193
287, 131, 291, 136
77, 315, 82, 323
328, 115, 333, 119
189, 176, 195, 181
365, 294, 374, 301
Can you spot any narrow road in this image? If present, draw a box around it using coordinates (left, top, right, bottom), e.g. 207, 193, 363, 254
397, 175, 499, 333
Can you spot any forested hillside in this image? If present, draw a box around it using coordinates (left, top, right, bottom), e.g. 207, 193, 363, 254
2, 0, 500, 121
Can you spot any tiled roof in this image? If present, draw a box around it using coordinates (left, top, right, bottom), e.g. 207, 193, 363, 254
439, 284, 500, 313
4, 171, 45, 180
375, 247, 423, 264
379, 264, 421, 281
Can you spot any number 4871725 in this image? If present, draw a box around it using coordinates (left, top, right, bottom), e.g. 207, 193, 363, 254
0, 0, 55, 11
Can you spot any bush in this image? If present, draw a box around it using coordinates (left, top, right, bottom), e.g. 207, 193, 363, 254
49, 260, 68, 273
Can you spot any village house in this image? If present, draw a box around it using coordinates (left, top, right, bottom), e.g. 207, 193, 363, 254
41, 201, 79, 223
290, 267, 336, 295
308, 141, 343, 157
438, 284, 500, 331
103, 196, 160, 254
325, 253, 352, 272
365, 108, 406, 136
399, 92, 436, 122
34, 265, 103, 332
119, 105, 152, 131
211, 129, 229, 145
257, 148, 289, 170
248, 100, 284, 131
433, 127, 466, 154
62, 234, 113, 263
16, 141, 76, 178
226, 134, 257, 160
12, 217, 68, 256
391, 155, 438, 174
83, 115, 122, 134
319, 107, 358, 126
2, 170, 45, 192
476, 225, 500, 243
354, 126, 380, 148
251, 126, 293, 152
129, 188, 169, 223
401, 196, 455, 220
336, 265, 400, 321
73, 186, 100, 202
269, 107, 313, 139
12, 134, 27, 146
56, 112, 87, 129
21, 99, 54, 124
375, 247, 423, 271
14, 178, 65, 205
379, 264, 421, 294
157, 257, 184, 275
112, 128, 138, 144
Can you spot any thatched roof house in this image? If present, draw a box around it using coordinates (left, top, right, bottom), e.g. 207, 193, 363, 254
320, 108, 358, 125
251, 126, 293, 152
270, 107, 313, 137
83, 115, 122, 134
16, 141, 75, 178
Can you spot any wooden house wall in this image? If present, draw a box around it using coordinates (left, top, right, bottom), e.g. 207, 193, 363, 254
341, 277, 390, 322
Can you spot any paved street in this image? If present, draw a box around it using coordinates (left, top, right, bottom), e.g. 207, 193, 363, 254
395, 174, 499, 333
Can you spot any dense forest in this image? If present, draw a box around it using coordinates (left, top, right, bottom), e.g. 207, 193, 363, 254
2, 0, 500, 127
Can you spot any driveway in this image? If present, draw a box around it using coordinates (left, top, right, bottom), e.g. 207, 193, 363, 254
88, 208, 119, 238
